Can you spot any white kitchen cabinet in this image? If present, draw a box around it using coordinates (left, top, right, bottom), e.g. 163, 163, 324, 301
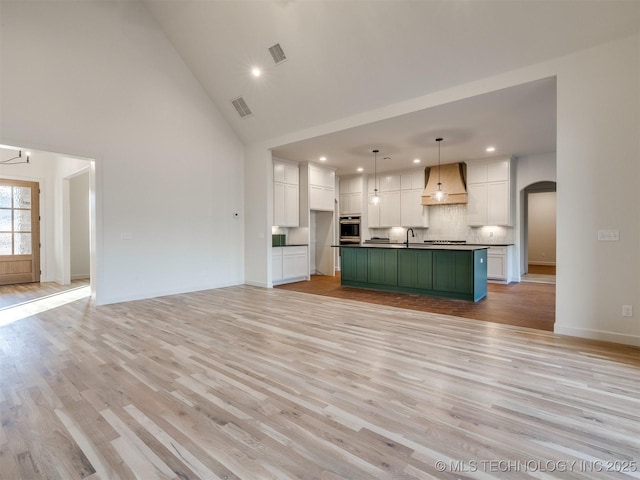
487, 246, 512, 283
339, 176, 363, 215
367, 169, 428, 228
273, 160, 299, 227
400, 189, 428, 227
368, 194, 381, 228
370, 173, 401, 227
400, 169, 427, 227
282, 246, 308, 281
272, 247, 283, 283
466, 157, 513, 226
273, 183, 299, 227
400, 170, 425, 190
467, 183, 488, 226
340, 193, 362, 215
379, 174, 401, 192
379, 190, 401, 227
272, 246, 308, 285
309, 164, 335, 211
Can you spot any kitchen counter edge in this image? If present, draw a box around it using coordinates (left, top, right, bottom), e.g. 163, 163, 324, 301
332, 244, 488, 251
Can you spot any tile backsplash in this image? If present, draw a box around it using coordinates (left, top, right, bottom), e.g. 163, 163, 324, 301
369, 204, 514, 244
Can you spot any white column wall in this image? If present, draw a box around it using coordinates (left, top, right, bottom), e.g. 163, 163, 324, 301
554, 35, 639, 345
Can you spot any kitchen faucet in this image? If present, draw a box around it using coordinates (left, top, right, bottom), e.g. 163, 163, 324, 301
405, 228, 415, 247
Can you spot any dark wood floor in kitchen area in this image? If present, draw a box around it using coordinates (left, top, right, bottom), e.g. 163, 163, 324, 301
277, 272, 555, 331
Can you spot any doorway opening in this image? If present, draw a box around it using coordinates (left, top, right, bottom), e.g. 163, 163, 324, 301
0, 145, 96, 307
522, 181, 556, 284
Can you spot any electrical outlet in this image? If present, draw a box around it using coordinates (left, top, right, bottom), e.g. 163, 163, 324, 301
622, 305, 633, 317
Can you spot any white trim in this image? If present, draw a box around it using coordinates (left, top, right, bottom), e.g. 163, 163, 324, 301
554, 325, 640, 347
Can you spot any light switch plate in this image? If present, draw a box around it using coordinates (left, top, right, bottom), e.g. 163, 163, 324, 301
597, 229, 619, 241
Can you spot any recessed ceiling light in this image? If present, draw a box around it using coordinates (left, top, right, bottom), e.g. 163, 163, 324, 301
251, 67, 262, 77
413, 158, 421, 164
319, 156, 327, 162
357, 167, 364, 172
486, 146, 496, 152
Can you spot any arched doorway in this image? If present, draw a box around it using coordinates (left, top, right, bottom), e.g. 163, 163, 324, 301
522, 181, 556, 283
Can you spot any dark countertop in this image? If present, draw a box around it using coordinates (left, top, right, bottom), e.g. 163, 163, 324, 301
467, 243, 514, 246
277, 244, 308, 247
333, 244, 488, 251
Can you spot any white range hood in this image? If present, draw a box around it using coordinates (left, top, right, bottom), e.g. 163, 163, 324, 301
421, 163, 468, 206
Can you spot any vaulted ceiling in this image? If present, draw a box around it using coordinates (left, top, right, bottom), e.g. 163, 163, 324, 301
143, 0, 640, 173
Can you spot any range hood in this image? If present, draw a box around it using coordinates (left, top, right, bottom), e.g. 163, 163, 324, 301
421, 163, 468, 205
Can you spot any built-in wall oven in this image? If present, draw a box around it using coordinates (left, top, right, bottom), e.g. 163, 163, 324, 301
339, 216, 361, 244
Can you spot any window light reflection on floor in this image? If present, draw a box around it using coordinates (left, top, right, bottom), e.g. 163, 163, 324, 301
0, 286, 91, 327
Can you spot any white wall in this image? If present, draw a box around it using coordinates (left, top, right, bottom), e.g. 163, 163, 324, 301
528, 192, 557, 265
554, 35, 639, 345
69, 172, 90, 279
1, 1, 245, 304
246, 34, 640, 346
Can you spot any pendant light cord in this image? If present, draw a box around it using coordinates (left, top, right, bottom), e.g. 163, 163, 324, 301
436, 138, 443, 190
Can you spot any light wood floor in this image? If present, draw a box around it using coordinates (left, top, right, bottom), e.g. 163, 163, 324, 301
0, 284, 639, 479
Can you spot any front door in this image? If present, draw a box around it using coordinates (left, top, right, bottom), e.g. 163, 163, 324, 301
0, 179, 40, 285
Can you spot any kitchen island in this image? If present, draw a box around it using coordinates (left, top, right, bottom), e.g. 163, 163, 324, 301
337, 244, 489, 302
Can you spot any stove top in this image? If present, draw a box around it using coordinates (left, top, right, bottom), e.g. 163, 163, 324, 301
423, 240, 467, 245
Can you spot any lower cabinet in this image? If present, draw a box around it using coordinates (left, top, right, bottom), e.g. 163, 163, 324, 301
397, 249, 433, 290
341, 248, 368, 282
367, 249, 398, 286
433, 251, 473, 294
272, 246, 308, 285
487, 246, 512, 283
340, 247, 488, 302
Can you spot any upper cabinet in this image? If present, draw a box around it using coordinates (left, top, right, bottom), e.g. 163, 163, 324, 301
466, 157, 514, 226
367, 168, 428, 228
339, 176, 363, 215
273, 159, 299, 227
400, 170, 428, 227
309, 164, 336, 211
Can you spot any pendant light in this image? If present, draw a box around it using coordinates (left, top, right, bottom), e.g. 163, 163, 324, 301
370, 149, 381, 206
430, 138, 448, 202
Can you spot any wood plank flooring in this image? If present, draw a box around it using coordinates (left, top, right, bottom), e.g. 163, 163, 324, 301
0, 284, 639, 479
278, 274, 555, 331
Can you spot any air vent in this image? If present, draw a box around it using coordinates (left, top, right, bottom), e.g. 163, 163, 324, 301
268, 43, 287, 64
231, 97, 253, 118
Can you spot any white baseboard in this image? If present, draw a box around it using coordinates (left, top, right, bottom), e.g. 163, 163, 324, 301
71, 274, 90, 280
554, 325, 640, 347
528, 261, 556, 266
244, 280, 269, 288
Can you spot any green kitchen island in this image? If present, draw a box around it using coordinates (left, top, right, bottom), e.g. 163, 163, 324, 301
338, 244, 489, 302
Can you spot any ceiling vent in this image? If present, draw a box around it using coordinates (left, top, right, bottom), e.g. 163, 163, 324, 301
268, 43, 287, 64
231, 97, 253, 118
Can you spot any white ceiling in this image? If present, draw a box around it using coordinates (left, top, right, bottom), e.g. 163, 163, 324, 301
273, 77, 556, 174
143, 0, 639, 174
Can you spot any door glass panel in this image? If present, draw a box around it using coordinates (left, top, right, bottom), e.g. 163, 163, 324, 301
14, 233, 32, 254
0, 233, 11, 254
0, 186, 11, 208
0, 209, 11, 230
14, 210, 31, 231
13, 187, 32, 209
